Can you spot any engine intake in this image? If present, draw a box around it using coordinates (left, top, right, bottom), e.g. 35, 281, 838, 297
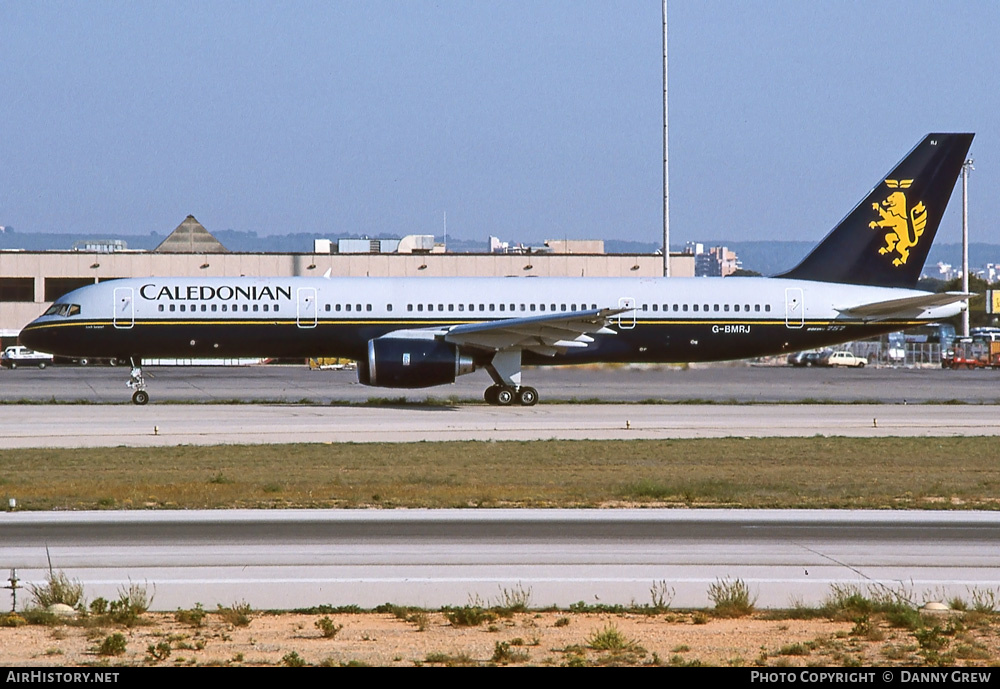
357, 337, 475, 388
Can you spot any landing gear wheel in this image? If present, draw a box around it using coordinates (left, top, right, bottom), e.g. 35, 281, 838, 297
484, 385, 501, 405
517, 386, 538, 406
132, 390, 149, 405
495, 387, 515, 406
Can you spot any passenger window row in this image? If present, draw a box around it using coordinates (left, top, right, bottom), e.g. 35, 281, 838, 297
406, 303, 599, 313
325, 304, 374, 312
158, 303, 279, 313
644, 303, 772, 313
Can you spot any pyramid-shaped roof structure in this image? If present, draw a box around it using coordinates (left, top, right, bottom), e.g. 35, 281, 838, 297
154, 215, 228, 253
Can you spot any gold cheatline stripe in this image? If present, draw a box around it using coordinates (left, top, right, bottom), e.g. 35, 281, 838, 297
27, 317, 928, 330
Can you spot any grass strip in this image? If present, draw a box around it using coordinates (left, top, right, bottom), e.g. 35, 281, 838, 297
1, 437, 999, 511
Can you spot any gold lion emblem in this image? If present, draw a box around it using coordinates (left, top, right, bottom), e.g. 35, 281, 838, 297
869, 179, 927, 266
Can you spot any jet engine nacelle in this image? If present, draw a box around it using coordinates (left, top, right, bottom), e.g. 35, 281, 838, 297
357, 336, 476, 388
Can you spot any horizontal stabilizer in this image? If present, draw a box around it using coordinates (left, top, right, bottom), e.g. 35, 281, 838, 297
836, 292, 971, 320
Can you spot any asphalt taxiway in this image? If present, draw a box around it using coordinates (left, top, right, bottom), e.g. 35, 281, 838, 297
2, 364, 1000, 404
3, 509, 998, 610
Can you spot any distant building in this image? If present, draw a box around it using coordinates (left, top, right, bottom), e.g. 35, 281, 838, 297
71, 239, 129, 253
683, 241, 704, 256
314, 235, 442, 255
695, 245, 741, 277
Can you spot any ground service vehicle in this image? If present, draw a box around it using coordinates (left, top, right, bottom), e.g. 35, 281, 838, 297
1, 346, 54, 369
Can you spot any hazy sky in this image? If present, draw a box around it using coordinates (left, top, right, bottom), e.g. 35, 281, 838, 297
1, 1, 996, 248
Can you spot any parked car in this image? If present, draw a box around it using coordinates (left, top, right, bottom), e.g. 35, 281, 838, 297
786, 351, 810, 367
1, 345, 54, 369
803, 350, 833, 367
822, 351, 867, 368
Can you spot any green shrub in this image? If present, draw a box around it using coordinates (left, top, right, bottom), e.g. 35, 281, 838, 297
147, 641, 171, 661
29, 571, 84, 609
98, 633, 127, 657
109, 581, 152, 625
175, 603, 207, 628
218, 601, 253, 626
444, 603, 495, 627
282, 651, 307, 667
708, 577, 757, 618
495, 583, 532, 613
492, 641, 530, 664
587, 623, 644, 653
315, 616, 343, 639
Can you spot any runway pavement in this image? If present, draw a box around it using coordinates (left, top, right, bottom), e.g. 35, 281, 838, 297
3, 509, 997, 610
1, 403, 998, 447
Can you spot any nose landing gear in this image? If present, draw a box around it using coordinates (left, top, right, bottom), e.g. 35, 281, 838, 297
127, 357, 148, 405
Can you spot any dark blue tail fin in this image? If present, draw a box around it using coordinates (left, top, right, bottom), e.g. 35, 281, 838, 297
777, 133, 974, 288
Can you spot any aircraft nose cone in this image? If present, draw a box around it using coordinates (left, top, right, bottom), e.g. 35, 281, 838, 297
19, 321, 54, 353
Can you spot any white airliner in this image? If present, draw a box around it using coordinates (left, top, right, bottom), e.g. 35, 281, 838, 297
21, 133, 974, 405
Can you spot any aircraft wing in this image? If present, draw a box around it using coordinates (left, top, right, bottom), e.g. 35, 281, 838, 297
442, 308, 625, 356
378, 308, 625, 357
835, 292, 972, 320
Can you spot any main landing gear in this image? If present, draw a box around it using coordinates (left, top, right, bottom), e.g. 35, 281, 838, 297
483, 384, 538, 407
482, 349, 538, 407
127, 357, 149, 405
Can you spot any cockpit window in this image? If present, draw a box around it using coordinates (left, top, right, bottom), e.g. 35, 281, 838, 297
43, 303, 80, 317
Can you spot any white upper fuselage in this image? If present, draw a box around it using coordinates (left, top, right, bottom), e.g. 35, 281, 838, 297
25, 274, 962, 364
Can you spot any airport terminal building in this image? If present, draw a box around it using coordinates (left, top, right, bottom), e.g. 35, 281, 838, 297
0, 217, 693, 347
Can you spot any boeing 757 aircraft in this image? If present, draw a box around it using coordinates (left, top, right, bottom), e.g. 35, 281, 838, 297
21, 133, 974, 405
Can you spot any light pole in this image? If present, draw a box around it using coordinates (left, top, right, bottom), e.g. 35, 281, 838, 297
662, 0, 670, 276
962, 158, 974, 337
